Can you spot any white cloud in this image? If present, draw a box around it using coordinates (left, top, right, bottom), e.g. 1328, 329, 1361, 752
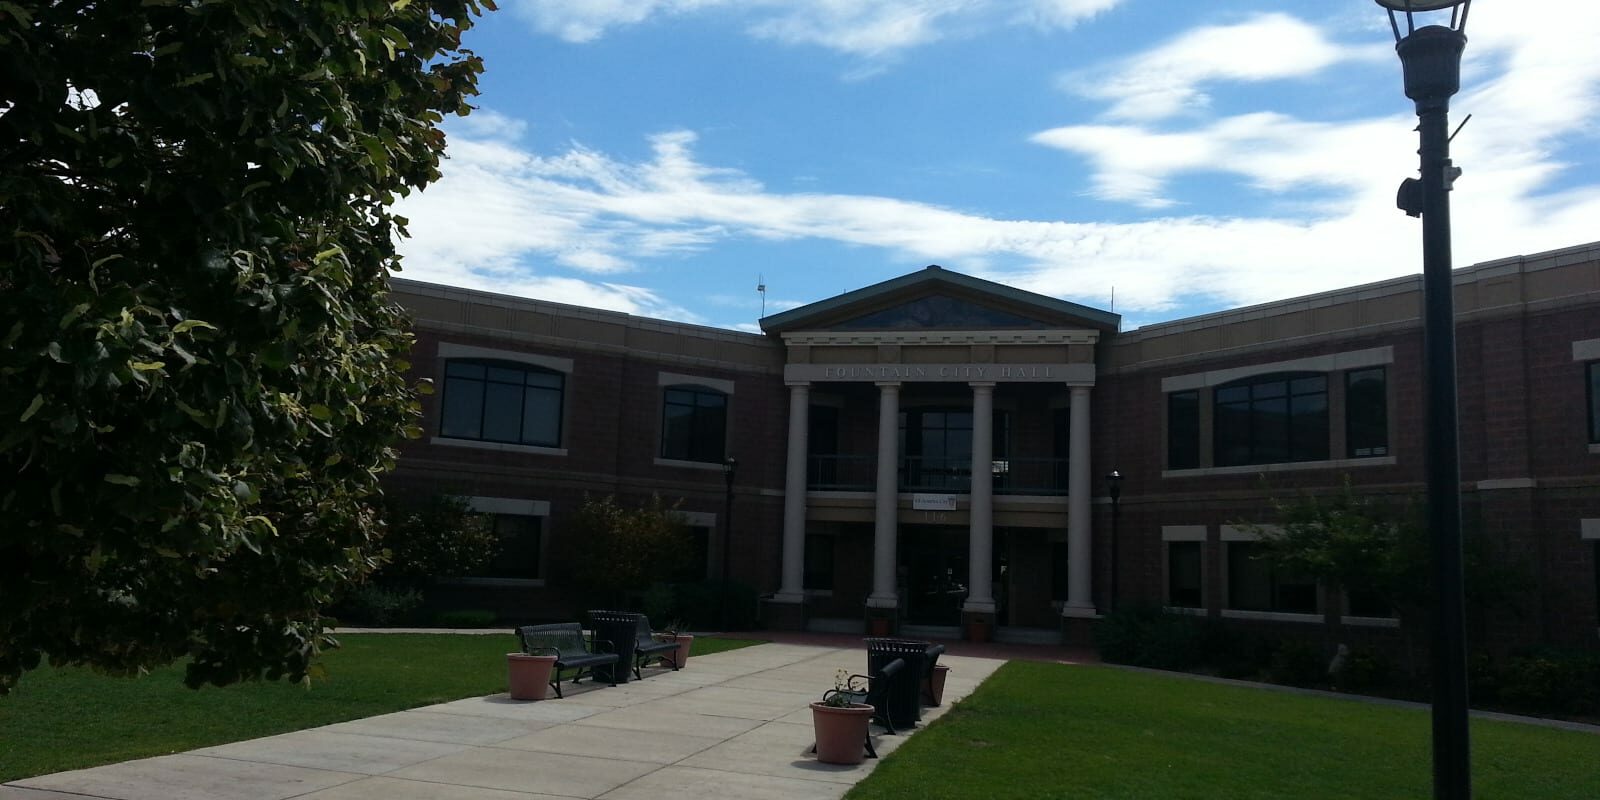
1060, 13, 1382, 121
510, 0, 1123, 57
398, 1, 1600, 327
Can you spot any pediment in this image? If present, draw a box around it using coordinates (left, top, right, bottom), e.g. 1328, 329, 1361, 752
760, 265, 1118, 335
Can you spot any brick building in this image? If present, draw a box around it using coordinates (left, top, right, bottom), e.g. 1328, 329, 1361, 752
388, 239, 1600, 649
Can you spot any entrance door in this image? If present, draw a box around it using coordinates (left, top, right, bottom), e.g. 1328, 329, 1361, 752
898, 525, 968, 625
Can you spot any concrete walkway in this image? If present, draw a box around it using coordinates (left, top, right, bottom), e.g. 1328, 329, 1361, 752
3, 643, 1002, 800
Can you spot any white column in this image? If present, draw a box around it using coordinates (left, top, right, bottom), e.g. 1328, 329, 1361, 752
1063, 385, 1096, 616
964, 383, 996, 614
774, 382, 809, 603
867, 382, 901, 609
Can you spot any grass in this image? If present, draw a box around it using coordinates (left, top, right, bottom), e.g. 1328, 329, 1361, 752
0, 632, 760, 782
848, 662, 1600, 800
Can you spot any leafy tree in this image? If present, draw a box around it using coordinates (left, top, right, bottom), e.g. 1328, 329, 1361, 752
554, 495, 694, 608
0, 0, 494, 692
1242, 479, 1532, 628
373, 494, 498, 587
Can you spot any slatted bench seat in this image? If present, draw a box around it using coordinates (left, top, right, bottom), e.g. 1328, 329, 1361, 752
516, 622, 620, 699
631, 616, 682, 678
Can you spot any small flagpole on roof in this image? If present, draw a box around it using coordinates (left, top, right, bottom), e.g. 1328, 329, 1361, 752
758, 274, 767, 319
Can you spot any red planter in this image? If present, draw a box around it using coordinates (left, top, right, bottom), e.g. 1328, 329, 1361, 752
506, 653, 557, 701
811, 702, 875, 765
666, 633, 694, 667
923, 664, 950, 707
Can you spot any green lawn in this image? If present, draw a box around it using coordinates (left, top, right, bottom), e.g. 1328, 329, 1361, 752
0, 632, 760, 782
849, 662, 1600, 800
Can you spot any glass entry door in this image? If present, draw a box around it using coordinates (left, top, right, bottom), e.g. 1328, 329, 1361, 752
899, 525, 969, 625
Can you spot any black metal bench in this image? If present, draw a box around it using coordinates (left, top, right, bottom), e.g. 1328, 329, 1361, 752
630, 616, 682, 678
516, 623, 619, 698
811, 656, 905, 760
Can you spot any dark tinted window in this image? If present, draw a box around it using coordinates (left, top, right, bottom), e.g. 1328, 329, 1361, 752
660, 385, 727, 462
1168, 391, 1200, 470
1228, 542, 1317, 614
1168, 541, 1203, 608
440, 359, 564, 447
1588, 363, 1599, 444
1346, 368, 1389, 457
1214, 373, 1328, 467
475, 514, 541, 579
804, 534, 834, 591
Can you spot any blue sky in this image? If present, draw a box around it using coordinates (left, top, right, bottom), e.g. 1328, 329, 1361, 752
395, 1, 1600, 332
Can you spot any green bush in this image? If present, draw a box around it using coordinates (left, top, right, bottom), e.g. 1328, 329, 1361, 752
1268, 639, 1328, 688
433, 610, 497, 629
1497, 648, 1600, 716
342, 586, 423, 626
1338, 646, 1395, 694
1094, 608, 1205, 671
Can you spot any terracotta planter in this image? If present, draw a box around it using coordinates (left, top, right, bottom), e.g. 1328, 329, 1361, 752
666, 633, 694, 667
811, 702, 874, 765
966, 620, 991, 643
506, 653, 557, 701
923, 664, 950, 707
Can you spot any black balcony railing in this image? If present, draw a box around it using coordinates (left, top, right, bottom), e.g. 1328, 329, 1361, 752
806, 455, 1067, 495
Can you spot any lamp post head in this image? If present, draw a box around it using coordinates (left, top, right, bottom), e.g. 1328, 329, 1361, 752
1105, 469, 1123, 501
1376, 0, 1470, 110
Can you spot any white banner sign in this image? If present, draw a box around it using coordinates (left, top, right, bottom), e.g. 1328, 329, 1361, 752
912, 494, 959, 511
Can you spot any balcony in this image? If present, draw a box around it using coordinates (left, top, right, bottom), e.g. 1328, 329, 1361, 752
807, 455, 1067, 496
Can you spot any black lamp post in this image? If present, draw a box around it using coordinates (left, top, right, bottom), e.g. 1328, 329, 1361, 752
1376, 2, 1472, 797
721, 456, 737, 631
1105, 470, 1123, 613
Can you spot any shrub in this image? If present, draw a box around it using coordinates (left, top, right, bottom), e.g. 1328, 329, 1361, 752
1095, 608, 1205, 671
342, 586, 423, 626
1337, 646, 1395, 694
433, 610, 497, 629
1497, 648, 1600, 716
1268, 639, 1329, 688
377, 495, 498, 586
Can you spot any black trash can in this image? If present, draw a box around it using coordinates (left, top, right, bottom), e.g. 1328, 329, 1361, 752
865, 637, 929, 730
587, 610, 640, 685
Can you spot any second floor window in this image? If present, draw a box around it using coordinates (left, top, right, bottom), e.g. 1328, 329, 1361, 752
1167, 390, 1200, 470
660, 385, 727, 462
439, 359, 564, 447
1346, 368, 1389, 458
1214, 372, 1328, 467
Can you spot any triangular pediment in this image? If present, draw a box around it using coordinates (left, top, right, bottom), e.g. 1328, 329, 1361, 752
760, 265, 1118, 334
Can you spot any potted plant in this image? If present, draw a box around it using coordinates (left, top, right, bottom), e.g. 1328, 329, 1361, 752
656, 620, 694, 668
810, 670, 875, 765
506, 652, 558, 701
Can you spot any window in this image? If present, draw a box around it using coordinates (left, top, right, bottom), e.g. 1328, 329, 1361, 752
1347, 588, 1393, 619
1227, 542, 1317, 614
1346, 368, 1389, 458
804, 534, 834, 591
660, 385, 727, 463
1214, 373, 1328, 467
476, 514, 542, 579
809, 405, 840, 486
899, 408, 1009, 492
440, 359, 564, 447
1167, 390, 1200, 470
1167, 541, 1203, 608
1588, 362, 1599, 444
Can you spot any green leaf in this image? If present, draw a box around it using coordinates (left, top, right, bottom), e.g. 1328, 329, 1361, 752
104, 474, 141, 486
130, 361, 166, 371
19, 394, 44, 422
313, 247, 343, 264
309, 404, 333, 421
172, 320, 217, 335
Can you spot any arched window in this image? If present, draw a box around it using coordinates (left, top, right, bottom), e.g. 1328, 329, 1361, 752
1213, 372, 1328, 466
660, 385, 727, 463
439, 359, 564, 448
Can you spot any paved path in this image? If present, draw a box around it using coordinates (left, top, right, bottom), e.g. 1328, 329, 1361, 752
3, 643, 1002, 800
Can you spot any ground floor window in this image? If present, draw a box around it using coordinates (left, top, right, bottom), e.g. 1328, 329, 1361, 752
804, 534, 834, 591
1346, 588, 1393, 619
1167, 541, 1203, 608
478, 514, 543, 580
1227, 541, 1317, 614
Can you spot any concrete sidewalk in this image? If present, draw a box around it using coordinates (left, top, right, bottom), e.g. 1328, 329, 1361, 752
3, 643, 1002, 800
